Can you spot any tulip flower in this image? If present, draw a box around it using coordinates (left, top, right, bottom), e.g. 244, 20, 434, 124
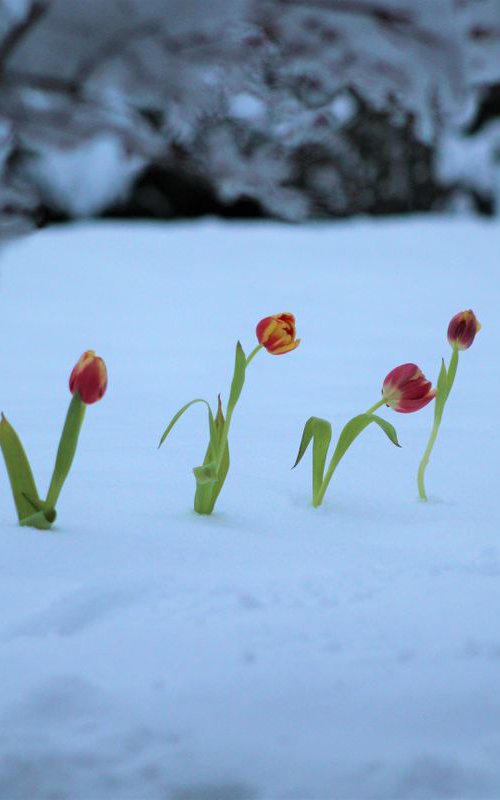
382, 363, 436, 413
418, 310, 481, 501
256, 313, 300, 355
294, 362, 435, 507
0, 351, 107, 529
447, 309, 481, 351
69, 350, 107, 404
159, 314, 299, 514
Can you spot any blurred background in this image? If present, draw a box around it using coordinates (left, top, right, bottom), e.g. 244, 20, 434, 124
0, 0, 499, 240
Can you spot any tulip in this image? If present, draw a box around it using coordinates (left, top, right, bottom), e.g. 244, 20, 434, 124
418, 310, 481, 500
256, 313, 300, 355
0, 350, 108, 529
382, 363, 436, 413
69, 350, 108, 404
447, 309, 481, 351
160, 315, 299, 514
294, 366, 405, 508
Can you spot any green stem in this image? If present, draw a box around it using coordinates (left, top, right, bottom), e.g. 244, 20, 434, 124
314, 398, 384, 507
214, 344, 262, 475
245, 344, 263, 367
45, 392, 86, 510
417, 347, 459, 501
364, 398, 386, 415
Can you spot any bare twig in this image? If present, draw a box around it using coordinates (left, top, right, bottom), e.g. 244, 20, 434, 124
0, 1, 49, 73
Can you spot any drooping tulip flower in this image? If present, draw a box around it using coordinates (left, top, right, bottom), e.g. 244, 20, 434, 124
160, 314, 299, 514
418, 310, 481, 500
0, 351, 108, 530
382, 363, 436, 413
69, 350, 108, 404
256, 313, 300, 355
447, 310, 481, 351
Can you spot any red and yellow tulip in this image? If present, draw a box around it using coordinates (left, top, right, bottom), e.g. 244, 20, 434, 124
256, 313, 300, 355
160, 314, 300, 514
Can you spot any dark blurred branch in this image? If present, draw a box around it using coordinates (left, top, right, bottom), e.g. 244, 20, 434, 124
275, 0, 463, 93
3, 69, 78, 96
0, 1, 49, 73
276, 0, 451, 48
276, 0, 413, 26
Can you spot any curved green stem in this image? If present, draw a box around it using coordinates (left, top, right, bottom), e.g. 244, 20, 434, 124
417, 347, 459, 501
364, 398, 385, 415
314, 398, 385, 507
245, 344, 263, 367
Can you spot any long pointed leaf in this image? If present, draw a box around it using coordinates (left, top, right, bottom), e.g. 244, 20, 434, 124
0, 414, 56, 529
158, 398, 214, 448
433, 358, 448, 423
227, 341, 246, 415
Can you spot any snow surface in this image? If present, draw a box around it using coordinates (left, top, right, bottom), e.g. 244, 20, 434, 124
0, 217, 499, 799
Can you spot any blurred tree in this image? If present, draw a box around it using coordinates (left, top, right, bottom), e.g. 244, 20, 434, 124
0, 0, 499, 233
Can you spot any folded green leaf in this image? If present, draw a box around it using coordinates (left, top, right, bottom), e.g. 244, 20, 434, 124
158, 398, 214, 449
293, 416, 332, 501
20, 507, 57, 530
193, 461, 218, 485
194, 399, 230, 514
0, 413, 45, 525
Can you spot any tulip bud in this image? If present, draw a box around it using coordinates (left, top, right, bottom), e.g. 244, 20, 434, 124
382, 363, 436, 413
256, 312, 300, 355
447, 310, 481, 351
69, 350, 107, 405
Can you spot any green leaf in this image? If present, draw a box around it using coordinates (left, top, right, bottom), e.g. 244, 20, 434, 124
45, 393, 86, 510
227, 341, 246, 416
158, 398, 214, 449
193, 461, 218, 485
433, 358, 448, 423
20, 508, 57, 530
0, 413, 47, 526
292, 416, 332, 500
329, 412, 400, 475
194, 400, 230, 514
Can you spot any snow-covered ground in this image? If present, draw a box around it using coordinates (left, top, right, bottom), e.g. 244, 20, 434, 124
0, 217, 498, 800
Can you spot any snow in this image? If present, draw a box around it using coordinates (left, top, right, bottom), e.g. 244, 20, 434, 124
26, 135, 145, 217
0, 217, 499, 799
